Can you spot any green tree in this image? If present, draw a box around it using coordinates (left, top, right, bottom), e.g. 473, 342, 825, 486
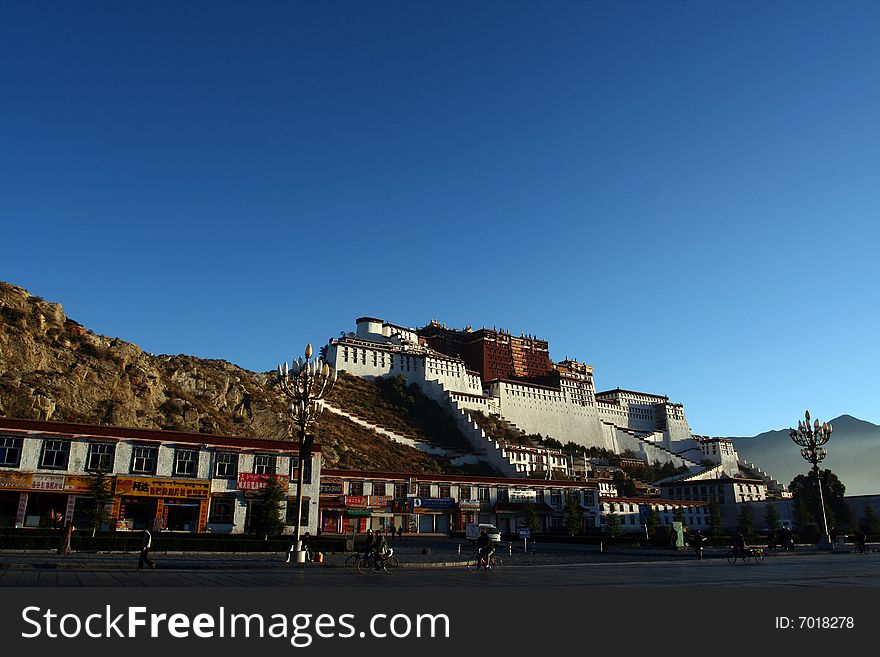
612, 471, 638, 497
789, 469, 851, 533
792, 497, 817, 540
524, 502, 541, 535
708, 498, 722, 536
565, 494, 584, 536
860, 505, 880, 535
605, 507, 621, 537
252, 477, 287, 540
737, 504, 754, 536
86, 470, 114, 537
764, 502, 780, 532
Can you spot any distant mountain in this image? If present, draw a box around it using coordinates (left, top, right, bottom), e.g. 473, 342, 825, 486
730, 415, 880, 496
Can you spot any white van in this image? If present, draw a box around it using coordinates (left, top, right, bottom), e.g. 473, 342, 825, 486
466, 522, 501, 543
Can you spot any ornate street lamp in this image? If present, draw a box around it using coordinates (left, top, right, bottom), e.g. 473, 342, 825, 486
789, 410, 833, 547
277, 343, 336, 563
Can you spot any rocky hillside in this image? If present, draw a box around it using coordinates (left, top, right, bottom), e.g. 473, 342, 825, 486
0, 282, 487, 475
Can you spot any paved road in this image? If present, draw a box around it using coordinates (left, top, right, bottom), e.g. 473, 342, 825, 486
1, 552, 877, 587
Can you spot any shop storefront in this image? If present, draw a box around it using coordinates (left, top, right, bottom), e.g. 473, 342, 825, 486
335, 495, 393, 533
113, 476, 210, 532
455, 499, 482, 530
411, 497, 456, 534
0, 472, 101, 529
318, 480, 344, 533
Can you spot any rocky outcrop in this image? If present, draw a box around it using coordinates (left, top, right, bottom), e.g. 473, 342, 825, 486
0, 281, 466, 474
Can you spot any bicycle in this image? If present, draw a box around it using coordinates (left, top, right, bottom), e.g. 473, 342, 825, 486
726, 546, 764, 564
371, 549, 399, 574
467, 550, 502, 572
345, 549, 399, 574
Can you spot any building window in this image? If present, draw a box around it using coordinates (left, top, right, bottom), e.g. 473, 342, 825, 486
254, 454, 277, 475
214, 452, 238, 479
174, 448, 199, 477
394, 483, 407, 500
418, 484, 431, 498
349, 481, 364, 496
209, 498, 235, 524
373, 482, 386, 496
550, 490, 562, 506
497, 488, 509, 502
290, 456, 312, 484
131, 445, 158, 474
86, 443, 115, 472
40, 439, 70, 470
477, 487, 490, 502
459, 486, 471, 501
439, 485, 451, 499
583, 491, 595, 506
286, 499, 310, 526
535, 489, 545, 503
0, 436, 24, 467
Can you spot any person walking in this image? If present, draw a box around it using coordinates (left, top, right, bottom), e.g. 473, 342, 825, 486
58, 521, 74, 555
397, 525, 403, 540
138, 528, 156, 570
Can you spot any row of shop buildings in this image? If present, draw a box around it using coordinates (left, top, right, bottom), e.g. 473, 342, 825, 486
1, 417, 724, 536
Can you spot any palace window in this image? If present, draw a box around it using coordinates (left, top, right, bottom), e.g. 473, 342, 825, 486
174, 448, 199, 477
214, 452, 238, 479
254, 454, 277, 475
86, 442, 115, 472
209, 498, 235, 524
40, 439, 71, 470
0, 436, 23, 467
290, 456, 312, 484
131, 445, 158, 474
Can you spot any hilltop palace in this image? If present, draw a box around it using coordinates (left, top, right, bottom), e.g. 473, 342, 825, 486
324, 317, 787, 497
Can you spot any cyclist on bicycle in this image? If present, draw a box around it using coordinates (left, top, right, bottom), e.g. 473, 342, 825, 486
476, 529, 495, 569
363, 529, 377, 562
733, 531, 747, 560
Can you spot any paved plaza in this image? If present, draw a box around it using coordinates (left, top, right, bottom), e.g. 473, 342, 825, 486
2, 538, 877, 587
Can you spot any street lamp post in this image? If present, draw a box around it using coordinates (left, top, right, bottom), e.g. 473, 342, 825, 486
277, 343, 336, 563
789, 410, 833, 547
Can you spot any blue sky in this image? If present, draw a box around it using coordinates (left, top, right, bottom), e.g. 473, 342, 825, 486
2, 1, 878, 437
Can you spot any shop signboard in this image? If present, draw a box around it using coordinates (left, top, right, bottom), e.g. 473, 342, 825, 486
0, 472, 33, 490
367, 495, 392, 508
0, 472, 108, 493
411, 497, 456, 510
236, 473, 289, 491
63, 474, 105, 493
344, 495, 368, 507
509, 489, 537, 504
458, 499, 482, 510
114, 476, 211, 499
320, 481, 344, 496
29, 474, 65, 491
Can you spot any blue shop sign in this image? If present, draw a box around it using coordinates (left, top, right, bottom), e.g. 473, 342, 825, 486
411, 497, 456, 509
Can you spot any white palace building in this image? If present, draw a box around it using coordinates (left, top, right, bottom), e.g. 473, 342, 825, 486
322, 317, 787, 499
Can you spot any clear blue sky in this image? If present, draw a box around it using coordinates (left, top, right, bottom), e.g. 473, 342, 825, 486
2, 1, 878, 437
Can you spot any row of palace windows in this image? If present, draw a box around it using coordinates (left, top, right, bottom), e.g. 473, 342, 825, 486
0, 437, 311, 482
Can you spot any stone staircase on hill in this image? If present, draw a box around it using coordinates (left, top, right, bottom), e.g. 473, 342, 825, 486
610, 426, 701, 470
738, 459, 788, 494
322, 401, 477, 466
